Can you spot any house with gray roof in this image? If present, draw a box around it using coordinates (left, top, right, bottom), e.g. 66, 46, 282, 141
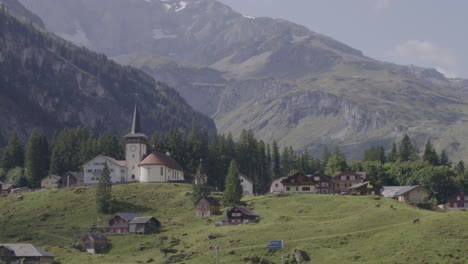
108, 213, 140, 234
381, 185, 430, 204
129, 216, 161, 234
0, 244, 54, 264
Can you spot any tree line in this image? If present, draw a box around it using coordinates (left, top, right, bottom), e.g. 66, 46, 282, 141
1, 128, 467, 203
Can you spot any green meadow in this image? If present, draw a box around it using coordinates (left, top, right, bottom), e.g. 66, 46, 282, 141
1, 183, 467, 263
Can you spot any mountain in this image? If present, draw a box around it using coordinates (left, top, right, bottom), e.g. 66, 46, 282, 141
19, 0, 468, 160
0, 0, 44, 28
0, 7, 216, 145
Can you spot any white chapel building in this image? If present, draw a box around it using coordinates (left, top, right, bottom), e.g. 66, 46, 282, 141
83, 104, 184, 184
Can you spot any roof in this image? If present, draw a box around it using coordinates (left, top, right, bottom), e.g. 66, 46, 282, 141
381, 186, 426, 198
333, 171, 367, 180
196, 196, 220, 206
239, 174, 253, 183
1, 183, 14, 191
0, 244, 54, 257
347, 181, 370, 189
232, 206, 259, 217
281, 173, 317, 186
307, 172, 332, 180
42, 175, 61, 182
138, 151, 184, 171
64, 171, 84, 180
111, 213, 141, 222
131, 103, 142, 134
129, 216, 159, 224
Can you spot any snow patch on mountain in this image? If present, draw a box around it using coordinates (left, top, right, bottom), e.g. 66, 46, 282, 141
153, 29, 177, 40
175, 1, 188, 12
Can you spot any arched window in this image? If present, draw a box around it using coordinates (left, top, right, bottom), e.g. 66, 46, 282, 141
131, 174, 135, 180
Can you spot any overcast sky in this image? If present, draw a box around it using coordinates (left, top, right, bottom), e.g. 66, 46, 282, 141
218, 0, 467, 78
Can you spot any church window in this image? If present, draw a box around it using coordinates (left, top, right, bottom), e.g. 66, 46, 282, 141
132, 154, 134, 158
132, 166, 135, 169
131, 175, 135, 180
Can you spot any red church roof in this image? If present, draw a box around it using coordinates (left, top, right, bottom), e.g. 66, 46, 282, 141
139, 151, 184, 171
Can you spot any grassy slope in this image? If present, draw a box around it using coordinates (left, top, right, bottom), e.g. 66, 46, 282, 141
1, 183, 468, 264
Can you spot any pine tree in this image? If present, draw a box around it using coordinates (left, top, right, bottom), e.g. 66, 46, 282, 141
325, 147, 348, 176
422, 140, 439, 166
388, 142, 398, 163
281, 146, 291, 175
24, 130, 49, 188
96, 163, 112, 213
192, 161, 211, 201
272, 141, 280, 178
321, 146, 331, 171
1, 129, 24, 171
398, 134, 417, 162
223, 160, 243, 206
439, 150, 451, 167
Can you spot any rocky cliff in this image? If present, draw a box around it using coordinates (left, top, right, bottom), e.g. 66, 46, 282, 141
0, 8, 215, 145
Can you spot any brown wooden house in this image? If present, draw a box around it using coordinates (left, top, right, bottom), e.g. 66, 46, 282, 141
0, 244, 54, 264
195, 196, 220, 217
108, 213, 140, 234
129, 216, 161, 234
446, 192, 468, 209
60, 171, 84, 187
1, 183, 14, 193
308, 172, 333, 194
333, 171, 367, 194
281, 172, 318, 193
80, 233, 109, 254
221, 206, 260, 225
347, 181, 381, 196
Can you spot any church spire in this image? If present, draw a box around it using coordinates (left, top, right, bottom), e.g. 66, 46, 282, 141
131, 96, 142, 134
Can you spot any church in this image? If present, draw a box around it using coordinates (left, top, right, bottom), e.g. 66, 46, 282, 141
82, 104, 185, 184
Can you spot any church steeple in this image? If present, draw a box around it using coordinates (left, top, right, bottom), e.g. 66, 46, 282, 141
131, 103, 142, 134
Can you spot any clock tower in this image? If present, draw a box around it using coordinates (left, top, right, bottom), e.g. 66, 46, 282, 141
124, 103, 148, 181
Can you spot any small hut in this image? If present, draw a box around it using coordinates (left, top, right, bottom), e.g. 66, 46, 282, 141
128, 216, 161, 234
80, 233, 109, 254
194, 196, 220, 217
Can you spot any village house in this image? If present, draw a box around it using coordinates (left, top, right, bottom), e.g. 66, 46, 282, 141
221, 206, 260, 225
281, 172, 317, 193
80, 233, 109, 254
1, 183, 14, 193
347, 181, 381, 196
308, 172, 333, 194
270, 176, 288, 193
129, 216, 161, 234
0, 244, 54, 264
60, 171, 84, 187
446, 192, 468, 209
194, 196, 220, 217
333, 171, 367, 194
83, 155, 127, 185
108, 213, 140, 234
139, 151, 185, 182
239, 174, 254, 195
40, 175, 61, 189
381, 186, 430, 204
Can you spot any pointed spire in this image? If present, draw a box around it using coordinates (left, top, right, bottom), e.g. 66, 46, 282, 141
131, 96, 142, 134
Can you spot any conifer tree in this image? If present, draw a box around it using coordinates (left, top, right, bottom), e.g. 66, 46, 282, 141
272, 141, 280, 178
325, 147, 348, 176
223, 160, 243, 206
1, 129, 24, 171
96, 163, 112, 213
388, 142, 398, 163
192, 161, 210, 201
439, 150, 451, 167
24, 130, 49, 187
422, 140, 439, 166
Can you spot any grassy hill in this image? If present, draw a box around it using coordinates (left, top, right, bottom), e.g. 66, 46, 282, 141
1, 184, 468, 263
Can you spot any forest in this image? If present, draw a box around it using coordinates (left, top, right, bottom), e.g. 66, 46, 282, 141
1, 127, 467, 204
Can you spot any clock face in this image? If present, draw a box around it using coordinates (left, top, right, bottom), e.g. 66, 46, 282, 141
130, 145, 137, 152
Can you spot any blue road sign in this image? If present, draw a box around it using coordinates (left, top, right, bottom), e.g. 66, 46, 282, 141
266, 240, 283, 249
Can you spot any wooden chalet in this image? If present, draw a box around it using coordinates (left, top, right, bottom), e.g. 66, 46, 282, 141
281, 172, 317, 193
0, 244, 54, 264
221, 206, 260, 225
446, 192, 468, 209
381, 186, 429, 204
60, 171, 84, 187
308, 172, 333, 194
129, 216, 161, 234
333, 171, 367, 194
194, 196, 220, 217
108, 213, 140, 234
347, 181, 381, 196
80, 233, 109, 254
1, 183, 14, 193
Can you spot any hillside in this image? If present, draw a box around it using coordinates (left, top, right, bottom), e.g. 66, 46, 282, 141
19, 0, 468, 160
1, 184, 468, 263
0, 7, 215, 145
0, 0, 44, 27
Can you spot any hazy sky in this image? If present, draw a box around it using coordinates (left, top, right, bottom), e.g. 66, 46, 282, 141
218, 0, 467, 78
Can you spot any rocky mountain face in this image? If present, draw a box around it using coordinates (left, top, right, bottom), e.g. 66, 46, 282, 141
0, 0, 44, 27
0, 8, 215, 145
18, 0, 468, 159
